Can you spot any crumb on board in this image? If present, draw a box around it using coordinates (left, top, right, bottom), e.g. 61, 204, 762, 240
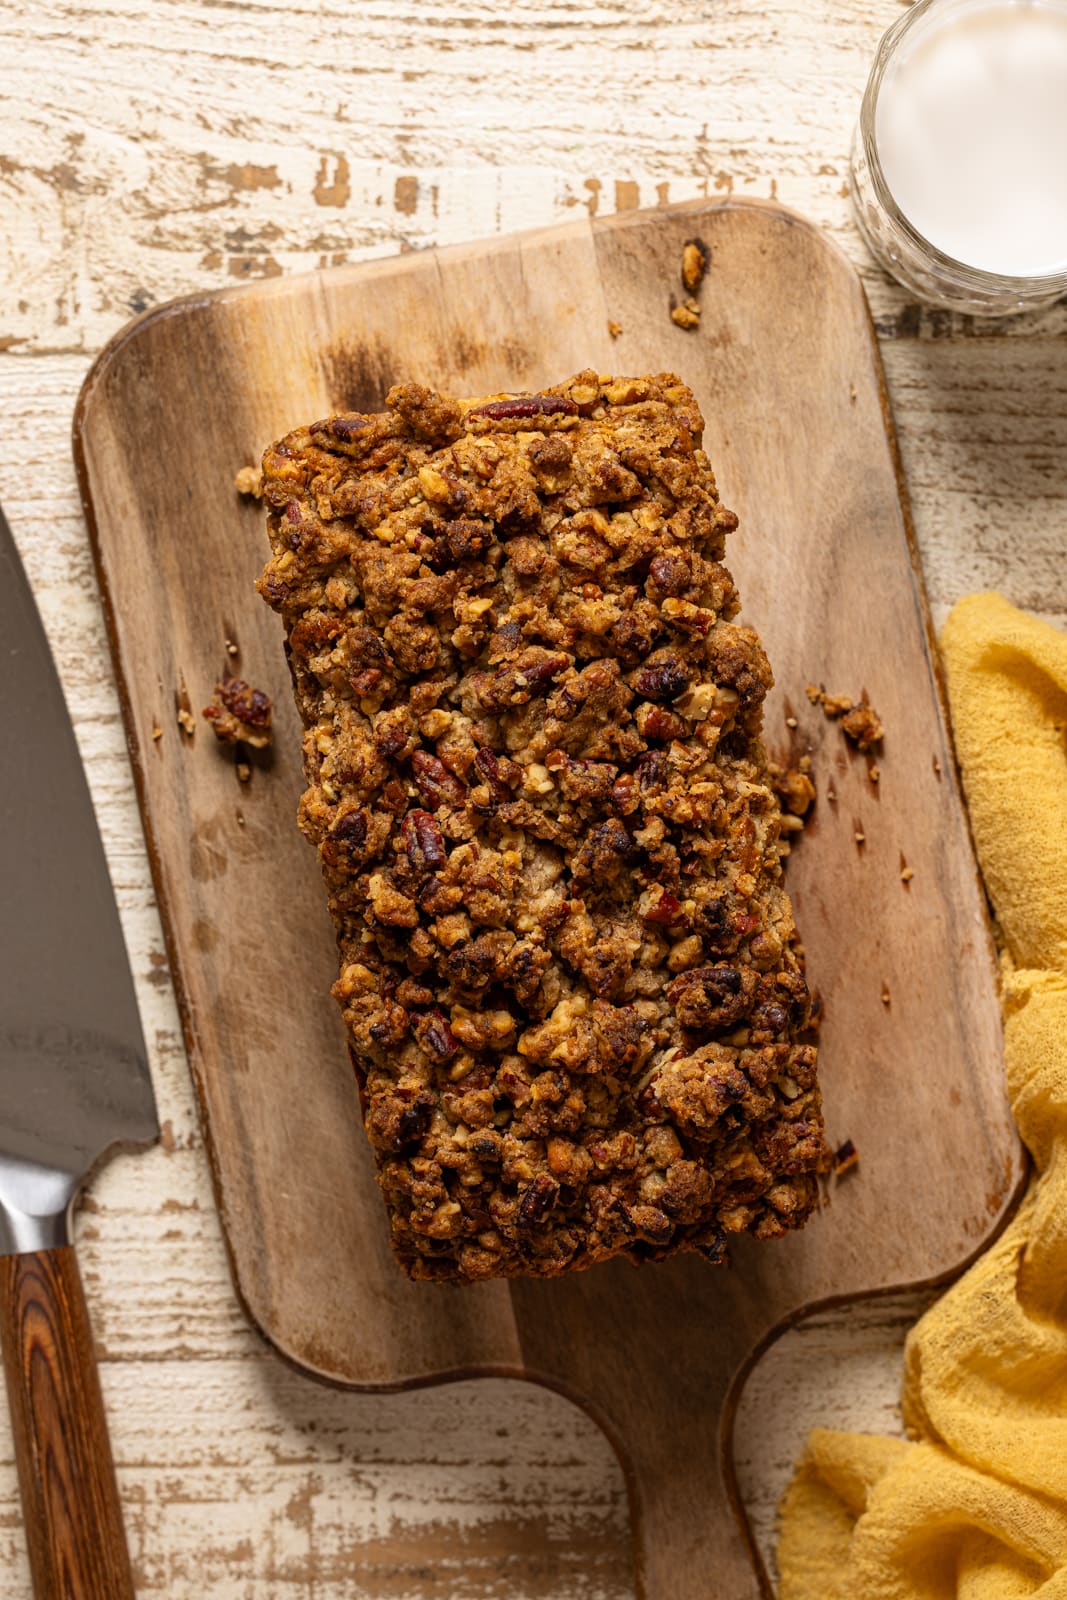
670, 297, 701, 330
785, 714, 798, 728
869, 763, 880, 784
225, 638, 239, 657
607, 319, 623, 339
235, 465, 264, 499
237, 761, 252, 783
769, 761, 816, 817
854, 829, 865, 845
881, 983, 891, 1006
833, 1139, 859, 1177
806, 683, 885, 751
901, 865, 914, 884
806, 684, 852, 715
202, 677, 273, 749
681, 239, 707, 292
176, 707, 196, 737
151, 720, 163, 741
842, 700, 885, 751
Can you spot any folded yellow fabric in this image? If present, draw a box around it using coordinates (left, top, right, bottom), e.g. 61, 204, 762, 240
778, 593, 1067, 1599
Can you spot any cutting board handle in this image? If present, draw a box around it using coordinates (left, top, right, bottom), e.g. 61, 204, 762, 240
0, 1246, 136, 1600
621, 1396, 767, 1600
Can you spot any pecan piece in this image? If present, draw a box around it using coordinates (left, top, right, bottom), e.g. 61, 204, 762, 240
611, 772, 639, 815
639, 886, 685, 926
647, 553, 692, 597
516, 1173, 560, 1228
635, 703, 689, 742
473, 748, 512, 804
401, 808, 446, 870
325, 414, 373, 442
519, 652, 571, 693
632, 659, 691, 702
468, 395, 578, 422
414, 1009, 459, 1063
320, 808, 372, 869
410, 750, 466, 811
472, 649, 570, 709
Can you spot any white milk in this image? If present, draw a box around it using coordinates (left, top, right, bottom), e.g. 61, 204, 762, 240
875, 0, 1067, 277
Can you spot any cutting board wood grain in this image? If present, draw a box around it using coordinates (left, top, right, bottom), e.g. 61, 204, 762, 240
74, 198, 1023, 1598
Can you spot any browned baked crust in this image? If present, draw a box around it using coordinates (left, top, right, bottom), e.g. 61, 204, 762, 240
258, 370, 828, 1283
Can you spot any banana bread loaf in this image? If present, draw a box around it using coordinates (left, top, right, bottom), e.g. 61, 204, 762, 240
258, 370, 827, 1282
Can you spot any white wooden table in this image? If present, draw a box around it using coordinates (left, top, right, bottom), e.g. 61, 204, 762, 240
1, 1, 1064, 1592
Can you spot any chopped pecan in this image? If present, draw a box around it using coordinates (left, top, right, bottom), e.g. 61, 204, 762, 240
647, 553, 692, 597
468, 395, 578, 422
473, 747, 513, 804
632, 658, 691, 702
414, 1009, 459, 1062
639, 886, 685, 926
325, 414, 373, 443
516, 1173, 561, 1227
410, 750, 466, 810
321, 808, 369, 868
401, 809, 446, 870
635, 703, 689, 742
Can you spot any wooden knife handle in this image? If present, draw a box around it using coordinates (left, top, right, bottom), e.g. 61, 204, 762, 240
0, 1246, 135, 1600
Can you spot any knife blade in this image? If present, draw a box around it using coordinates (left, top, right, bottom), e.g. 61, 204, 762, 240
0, 501, 157, 1599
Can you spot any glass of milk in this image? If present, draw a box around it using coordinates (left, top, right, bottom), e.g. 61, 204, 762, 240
852, 0, 1067, 314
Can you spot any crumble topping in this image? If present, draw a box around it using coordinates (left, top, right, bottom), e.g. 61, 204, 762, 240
258, 369, 828, 1282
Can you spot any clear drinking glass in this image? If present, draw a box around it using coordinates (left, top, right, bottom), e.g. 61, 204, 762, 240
851, 0, 1067, 316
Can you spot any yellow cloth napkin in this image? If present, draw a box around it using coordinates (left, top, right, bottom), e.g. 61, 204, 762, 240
778, 593, 1067, 1599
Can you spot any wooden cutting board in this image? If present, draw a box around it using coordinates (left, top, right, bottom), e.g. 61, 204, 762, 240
74, 197, 1023, 1598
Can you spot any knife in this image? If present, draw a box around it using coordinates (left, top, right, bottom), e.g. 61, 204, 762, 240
0, 503, 157, 1599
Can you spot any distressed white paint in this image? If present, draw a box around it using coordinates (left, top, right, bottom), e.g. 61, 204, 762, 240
1, 0, 1064, 1592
